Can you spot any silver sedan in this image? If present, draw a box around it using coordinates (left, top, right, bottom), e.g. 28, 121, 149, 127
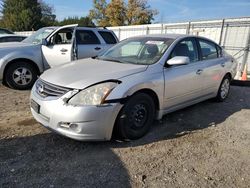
30, 34, 237, 141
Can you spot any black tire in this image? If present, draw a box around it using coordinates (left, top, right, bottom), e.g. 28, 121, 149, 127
114, 93, 156, 140
215, 75, 231, 102
5, 61, 38, 90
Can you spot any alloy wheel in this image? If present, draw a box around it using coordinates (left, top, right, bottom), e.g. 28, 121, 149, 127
12, 67, 33, 86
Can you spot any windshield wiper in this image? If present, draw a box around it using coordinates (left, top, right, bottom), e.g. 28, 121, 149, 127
98, 57, 124, 63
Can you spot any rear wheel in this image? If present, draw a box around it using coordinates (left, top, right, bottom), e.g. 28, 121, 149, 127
215, 75, 231, 102
5, 62, 38, 90
115, 93, 155, 140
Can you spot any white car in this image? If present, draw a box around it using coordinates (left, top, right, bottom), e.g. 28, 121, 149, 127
30, 34, 237, 141
0, 24, 118, 90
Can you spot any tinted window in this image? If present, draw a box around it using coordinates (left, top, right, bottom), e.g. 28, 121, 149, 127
98, 31, 117, 44
76, 30, 100, 44
0, 36, 25, 42
171, 38, 199, 63
199, 39, 218, 60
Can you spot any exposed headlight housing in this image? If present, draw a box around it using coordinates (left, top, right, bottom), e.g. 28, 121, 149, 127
68, 82, 119, 106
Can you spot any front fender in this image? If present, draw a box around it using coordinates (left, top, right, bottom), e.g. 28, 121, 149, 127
0, 48, 43, 80
106, 66, 165, 110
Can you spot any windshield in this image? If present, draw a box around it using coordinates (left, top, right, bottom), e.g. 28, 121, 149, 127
22, 27, 56, 44
98, 37, 174, 65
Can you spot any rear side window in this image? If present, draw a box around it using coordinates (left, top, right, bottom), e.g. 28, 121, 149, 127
98, 31, 117, 44
198, 39, 218, 60
76, 30, 100, 45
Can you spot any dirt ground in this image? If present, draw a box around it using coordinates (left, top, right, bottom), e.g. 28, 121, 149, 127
0, 84, 250, 188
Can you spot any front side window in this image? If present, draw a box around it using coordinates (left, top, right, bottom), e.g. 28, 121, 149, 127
98, 37, 174, 65
170, 38, 199, 63
50, 28, 73, 45
198, 39, 218, 60
76, 30, 100, 44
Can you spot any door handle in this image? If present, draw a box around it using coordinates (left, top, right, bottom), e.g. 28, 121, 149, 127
95, 47, 101, 51
196, 69, 203, 75
60, 48, 68, 52
221, 62, 225, 67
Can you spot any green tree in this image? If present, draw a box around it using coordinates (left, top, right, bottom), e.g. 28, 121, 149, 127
0, 0, 56, 31
58, 16, 95, 27
126, 0, 158, 25
89, 0, 109, 27
1, 0, 42, 31
106, 0, 126, 26
89, 0, 158, 27
40, 0, 57, 27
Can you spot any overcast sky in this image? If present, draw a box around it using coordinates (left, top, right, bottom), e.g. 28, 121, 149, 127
43, 0, 250, 22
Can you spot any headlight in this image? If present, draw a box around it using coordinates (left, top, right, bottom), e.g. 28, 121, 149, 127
68, 82, 118, 106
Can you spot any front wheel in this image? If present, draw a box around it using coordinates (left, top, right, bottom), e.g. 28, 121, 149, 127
215, 75, 231, 102
114, 93, 156, 140
5, 62, 38, 90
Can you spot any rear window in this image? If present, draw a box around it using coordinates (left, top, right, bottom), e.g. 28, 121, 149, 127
76, 30, 100, 45
98, 31, 117, 44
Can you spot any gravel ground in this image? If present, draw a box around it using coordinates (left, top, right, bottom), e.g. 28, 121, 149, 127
0, 84, 250, 188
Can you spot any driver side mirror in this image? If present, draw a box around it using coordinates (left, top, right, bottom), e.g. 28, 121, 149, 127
41, 38, 48, 46
167, 56, 190, 66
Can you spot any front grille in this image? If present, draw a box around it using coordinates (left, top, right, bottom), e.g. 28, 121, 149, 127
36, 79, 71, 98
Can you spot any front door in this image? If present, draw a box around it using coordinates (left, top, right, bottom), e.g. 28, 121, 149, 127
163, 38, 205, 110
42, 25, 77, 68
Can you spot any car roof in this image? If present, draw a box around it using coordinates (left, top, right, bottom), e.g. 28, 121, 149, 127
128, 34, 220, 45
76, 27, 112, 32
132, 34, 190, 39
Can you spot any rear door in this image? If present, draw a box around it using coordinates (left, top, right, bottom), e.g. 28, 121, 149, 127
197, 38, 225, 94
164, 37, 206, 109
76, 29, 105, 59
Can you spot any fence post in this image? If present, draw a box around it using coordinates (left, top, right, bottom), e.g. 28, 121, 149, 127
165, 25, 167, 34
161, 24, 164, 34
219, 19, 225, 45
222, 23, 229, 47
118, 28, 121, 40
241, 27, 250, 74
186, 22, 191, 34
146, 26, 149, 35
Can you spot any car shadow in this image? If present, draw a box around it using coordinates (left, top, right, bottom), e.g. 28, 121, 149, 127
109, 86, 250, 147
0, 86, 249, 187
0, 133, 131, 187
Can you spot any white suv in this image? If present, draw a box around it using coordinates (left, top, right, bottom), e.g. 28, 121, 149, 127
0, 24, 118, 89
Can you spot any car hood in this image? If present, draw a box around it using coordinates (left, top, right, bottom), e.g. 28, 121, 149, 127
0, 42, 35, 49
40, 58, 148, 89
